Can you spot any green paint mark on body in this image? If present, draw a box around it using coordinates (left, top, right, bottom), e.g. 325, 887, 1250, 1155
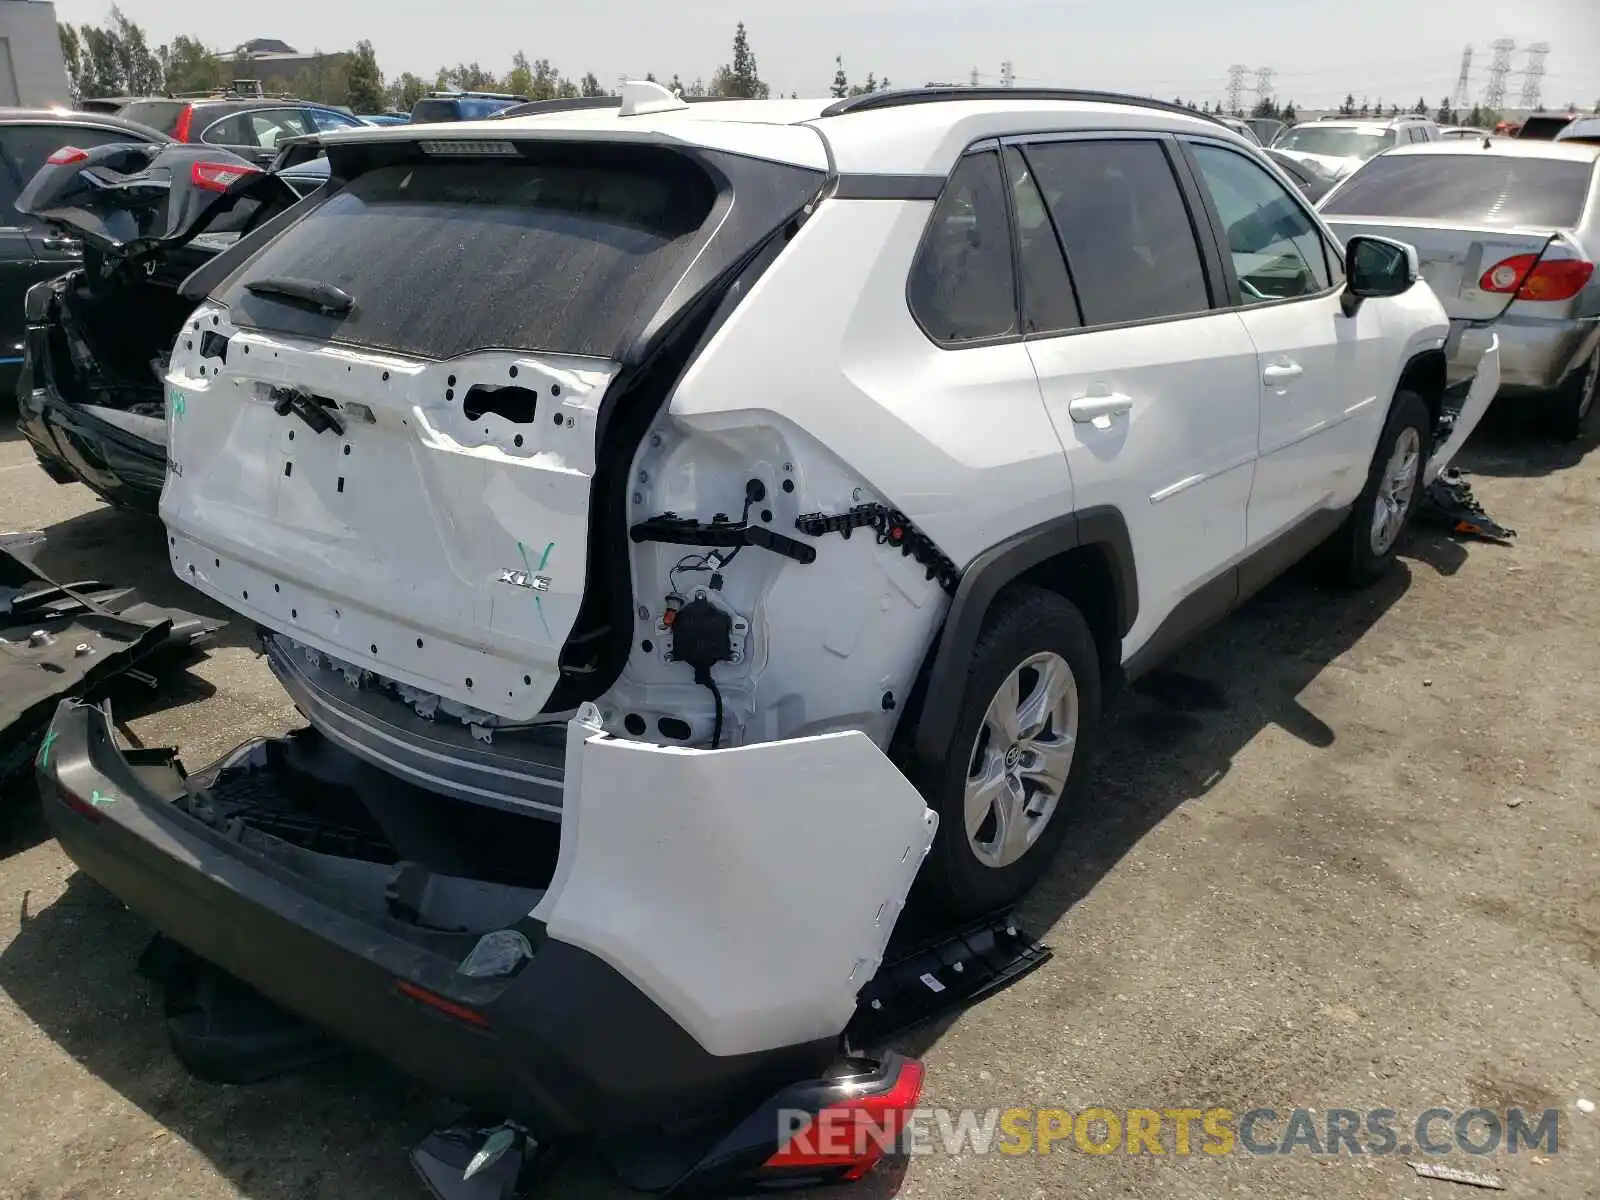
35, 729, 58, 771
91, 790, 116, 808
169, 388, 187, 419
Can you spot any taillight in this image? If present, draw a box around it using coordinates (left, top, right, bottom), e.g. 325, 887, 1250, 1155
764, 1058, 925, 1179
173, 104, 194, 142
46, 146, 89, 165
394, 980, 491, 1028
191, 160, 263, 193
1479, 254, 1596, 302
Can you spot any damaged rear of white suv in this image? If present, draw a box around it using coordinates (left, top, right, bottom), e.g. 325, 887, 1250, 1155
35, 84, 1498, 1185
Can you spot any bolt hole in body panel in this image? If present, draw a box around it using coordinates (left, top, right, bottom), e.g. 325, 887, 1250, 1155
463, 384, 539, 424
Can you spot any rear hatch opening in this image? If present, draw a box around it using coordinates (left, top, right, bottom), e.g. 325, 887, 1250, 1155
164, 131, 828, 723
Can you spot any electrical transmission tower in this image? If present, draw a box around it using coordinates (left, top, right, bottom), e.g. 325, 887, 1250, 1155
1452, 45, 1473, 111
1225, 64, 1248, 115
999, 61, 1014, 88
1518, 42, 1550, 110
1254, 67, 1274, 109
970, 67, 979, 88
1483, 38, 1515, 109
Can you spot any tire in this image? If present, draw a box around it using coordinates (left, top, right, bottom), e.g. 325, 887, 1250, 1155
1323, 389, 1432, 587
911, 586, 1102, 920
1545, 345, 1599, 442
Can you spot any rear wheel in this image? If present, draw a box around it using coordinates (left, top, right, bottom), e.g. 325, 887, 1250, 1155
913, 587, 1101, 919
1323, 389, 1432, 587
1546, 345, 1599, 442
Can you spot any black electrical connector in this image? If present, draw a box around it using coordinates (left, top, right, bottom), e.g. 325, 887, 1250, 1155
794, 504, 961, 594
669, 597, 734, 749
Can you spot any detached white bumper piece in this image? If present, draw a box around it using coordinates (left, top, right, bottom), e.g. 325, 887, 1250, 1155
536, 704, 939, 1057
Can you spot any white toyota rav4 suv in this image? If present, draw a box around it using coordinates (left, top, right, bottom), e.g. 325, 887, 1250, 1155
41, 85, 1497, 1145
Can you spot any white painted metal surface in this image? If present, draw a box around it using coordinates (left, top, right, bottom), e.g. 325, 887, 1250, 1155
534, 705, 937, 1056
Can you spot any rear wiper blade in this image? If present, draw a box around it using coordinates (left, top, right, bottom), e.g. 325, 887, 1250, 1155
244, 276, 354, 315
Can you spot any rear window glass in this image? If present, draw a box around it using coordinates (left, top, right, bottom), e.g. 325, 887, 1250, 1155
118, 100, 189, 136
220, 153, 718, 361
1321, 154, 1594, 227
1274, 126, 1395, 159
410, 99, 518, 123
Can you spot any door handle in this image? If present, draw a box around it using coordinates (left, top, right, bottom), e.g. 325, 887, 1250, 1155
1263, 360, 1303, 384
1067, 392, 1134, 428
40, 235, 80, 254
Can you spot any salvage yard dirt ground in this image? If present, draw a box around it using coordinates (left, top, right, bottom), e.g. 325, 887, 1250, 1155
0, 408, 1596, 1200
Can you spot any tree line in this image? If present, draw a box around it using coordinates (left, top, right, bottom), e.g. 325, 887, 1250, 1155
57, 12, 1595, 123
54, 13, 896, 114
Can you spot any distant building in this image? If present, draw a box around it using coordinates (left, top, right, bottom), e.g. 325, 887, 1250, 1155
0, 0, 71, 106
229, 37, 350, 94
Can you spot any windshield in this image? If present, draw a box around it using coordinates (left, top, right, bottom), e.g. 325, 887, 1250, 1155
1274, 127, 1395, 159
1320, 154, 1594, 227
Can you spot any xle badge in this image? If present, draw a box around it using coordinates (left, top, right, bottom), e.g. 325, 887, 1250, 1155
497, 569, 551, 592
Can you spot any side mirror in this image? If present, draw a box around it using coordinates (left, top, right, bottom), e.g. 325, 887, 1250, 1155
1341, 235, 1419, 315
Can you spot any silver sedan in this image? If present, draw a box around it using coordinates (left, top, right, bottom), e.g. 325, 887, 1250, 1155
1318, 138, 1600, 439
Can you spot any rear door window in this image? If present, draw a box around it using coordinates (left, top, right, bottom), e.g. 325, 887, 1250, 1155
203, 108, 312, 150
219, 150, 720, 361
907, 149, 1019, 343
1003, 147, 1078, 334
307, 108, 364, 133
1321, 154, 1595, 227
1023, 139, 1212, 327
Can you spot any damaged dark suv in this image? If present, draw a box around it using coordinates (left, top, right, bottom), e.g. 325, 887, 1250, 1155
15, 141, 307, 510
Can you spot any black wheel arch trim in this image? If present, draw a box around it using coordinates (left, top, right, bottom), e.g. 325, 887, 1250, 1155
909, 505, 1135, 771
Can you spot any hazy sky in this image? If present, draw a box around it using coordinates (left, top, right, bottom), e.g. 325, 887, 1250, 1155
53, 0, 1600, 111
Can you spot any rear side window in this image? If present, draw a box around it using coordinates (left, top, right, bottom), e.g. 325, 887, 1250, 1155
908, 150, 1018, 343
1025, 139, 1212, 326
1321, 154, 1594, 227
118, 100, 189, 136
221, 152, 719, 361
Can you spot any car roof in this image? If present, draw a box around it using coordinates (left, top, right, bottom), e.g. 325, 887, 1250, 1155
1380, 138, 1600, 162
0, 107, 169, 139
317, 87, 1256, 177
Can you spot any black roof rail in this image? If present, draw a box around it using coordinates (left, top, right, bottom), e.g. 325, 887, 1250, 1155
819, 87, 1227, 127
426, 90, 528, 102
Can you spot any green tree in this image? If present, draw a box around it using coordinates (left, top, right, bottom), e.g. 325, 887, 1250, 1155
345, 39, 384, 112
581, 72, 605, 97
159, 35, 224, 95
1280, 101, 1296, 123
108, 7, 162, 95
831, 55, 849, 98
1339, 93, 1356, 116
1466, 103, 1484, 127
58, 23, 83, 100
503, 51, 533, 97
1413, 96, 1428, 115
1251, 95, 1276, 118
436, 62, 499, 92
1435, 97, 1453, 123
711, 22, 768, 98
1357, 97, 1370, 117
78, 25, 127, 98
385, 72, 429, 112
669, 73, 685, 97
